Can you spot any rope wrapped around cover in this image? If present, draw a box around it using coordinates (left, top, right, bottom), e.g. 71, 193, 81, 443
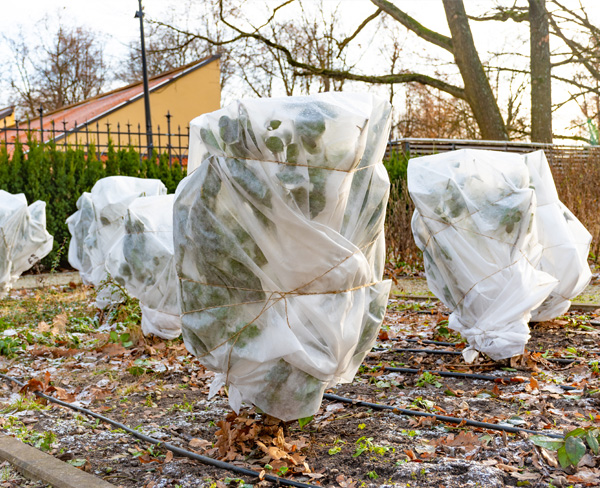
408, 149, 591, 362
174, 93, 392, 421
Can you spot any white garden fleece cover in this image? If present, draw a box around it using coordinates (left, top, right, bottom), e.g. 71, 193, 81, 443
524, 151, 592, 321
409, 149, 591, 362
66, 176, 167, 307
106, 194, 181, 339
66, 192, 94, 285
176, 92, 392, 421
0, 190, 53, 297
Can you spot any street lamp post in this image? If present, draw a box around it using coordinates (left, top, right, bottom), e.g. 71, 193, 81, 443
135, 0, 153, 157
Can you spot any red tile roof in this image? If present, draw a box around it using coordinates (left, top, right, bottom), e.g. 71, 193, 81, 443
0, 106, 14, 120
1, 55, 219, 146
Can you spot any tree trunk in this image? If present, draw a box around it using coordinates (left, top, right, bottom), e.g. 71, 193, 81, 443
529, 0, 552, 143
442, 0, 508, 140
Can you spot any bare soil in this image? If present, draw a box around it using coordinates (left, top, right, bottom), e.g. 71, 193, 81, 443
0, 284, 599, 488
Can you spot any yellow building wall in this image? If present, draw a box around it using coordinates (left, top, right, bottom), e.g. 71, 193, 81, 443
1, 113, 15, 129
64, 58, 220, 152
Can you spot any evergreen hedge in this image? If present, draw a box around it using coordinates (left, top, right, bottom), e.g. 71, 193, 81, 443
0, 138, 186, 270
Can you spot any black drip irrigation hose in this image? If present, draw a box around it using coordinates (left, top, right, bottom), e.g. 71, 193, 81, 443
322, 393, 564, 439
402, 338, 456, 346
380, 366, 580, 391
380, 341, 580, 364
0, 372, 318, 488
386, 348, 578, 364
382, 347, 462, 356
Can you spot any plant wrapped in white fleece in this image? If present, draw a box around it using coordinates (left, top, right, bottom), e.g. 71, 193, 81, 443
106, 194, 181, 339
0, 190, 53, 297
409, 149, 558, 362
524, 151, 592, 321
66, 176, 167, 308
66, 192, 94, 285
175, 92, 392, 421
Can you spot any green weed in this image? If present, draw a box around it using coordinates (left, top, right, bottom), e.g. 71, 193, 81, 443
416, 371, 443, 388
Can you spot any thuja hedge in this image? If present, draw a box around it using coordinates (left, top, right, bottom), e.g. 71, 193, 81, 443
0, 138, 186, 270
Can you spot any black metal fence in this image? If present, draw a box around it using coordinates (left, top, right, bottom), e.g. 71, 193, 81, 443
3, 119, 600, 169
0, 111, 190, 167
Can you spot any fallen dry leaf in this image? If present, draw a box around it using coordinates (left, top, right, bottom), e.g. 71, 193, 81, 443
511, 471, 540, 481
525, 377, 539, 392
189, 438, 211, 449
539, 447, 559, 468
96, 343, 126, 357
47, 386, 76, 402
29, 347, 79, 358
567, 468, 600, 484
433, 431, 482, 449
38, 321, 50, 332
51, 313, 68, 335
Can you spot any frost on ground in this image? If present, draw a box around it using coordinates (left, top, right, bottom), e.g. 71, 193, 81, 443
0, 285, 599, 487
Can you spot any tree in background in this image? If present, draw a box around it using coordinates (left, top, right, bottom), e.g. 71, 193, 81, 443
394, 83, 479, 140
182, 0, 512, 140
545, 0, 600, 142
530, 0, 552, 143
117, 0, 236, 96
141, 0, 354, 102
150, 0, 600, 143
3, 18, 109, 118
2, 1, 597, 143
468, 1, 552, 142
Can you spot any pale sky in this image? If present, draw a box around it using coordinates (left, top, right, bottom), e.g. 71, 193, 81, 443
1, 1, 597, 140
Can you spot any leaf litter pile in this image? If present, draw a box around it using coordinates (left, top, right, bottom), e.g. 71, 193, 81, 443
0, 283, 599, 488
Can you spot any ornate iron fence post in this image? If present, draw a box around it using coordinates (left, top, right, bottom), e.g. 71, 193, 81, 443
37, 106, 44, 145
166, 111, 173, 168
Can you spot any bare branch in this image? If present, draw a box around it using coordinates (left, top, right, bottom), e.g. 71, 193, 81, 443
547, 12, 600, 81
550, 0, 600, 38
370, 0, 453, 52
149, 19, 244, 47
337, 8, 383, 52
252, 0, 296, 32
467, 6, 529, 22
213, 0, 466, 99
296, 68, 467, 98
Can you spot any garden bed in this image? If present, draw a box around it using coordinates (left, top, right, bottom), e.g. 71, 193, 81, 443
0, 284, 599, 488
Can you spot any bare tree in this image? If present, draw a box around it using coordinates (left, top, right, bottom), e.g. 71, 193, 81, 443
118, 1, 231, 85
197, 0, 510, 139
150, 0, 600, 142
469, 1, 552, 142
145, 0, 356, 102
394, 83, 480, 140
118, 0, 255, 103
544, 0, 600, 141
3, 21, 109, 117
530, 0, 552, 142
1, 30, 38, 116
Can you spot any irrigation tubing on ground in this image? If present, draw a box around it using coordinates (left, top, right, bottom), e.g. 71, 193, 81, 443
379, 342, 579, 364
322, 393, 565, 439
379, 347, 463, 356
378, 366, 580, 391
401, 338, 456, 346
0, 372, 318, 488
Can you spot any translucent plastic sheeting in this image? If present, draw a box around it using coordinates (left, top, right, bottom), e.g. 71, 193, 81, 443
66, 176, 167, 308
66, 192, 94, 285
409, 149, 558, 362
525, 151, 592, 321
106, 194, 181, 339
0, 190, 53, 297
176, 92, 392, 421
